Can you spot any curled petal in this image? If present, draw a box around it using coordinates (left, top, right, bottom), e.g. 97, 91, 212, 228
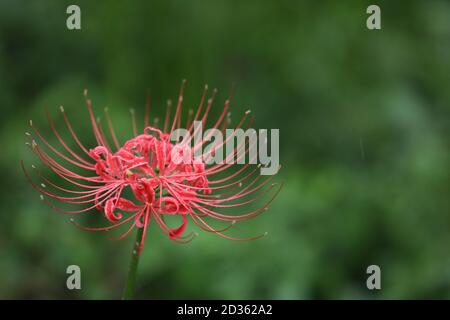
115, 198, 141, 211
107, 155, 123, 178
104, 198, 140, 222
193, 162, 205, 173
105, 199, 122, 222
158, 197, 190, 214
115, 149, 135, 162
158, 197, 179, 214
89, 146, 109, 161
158, 196, 190, 214
94, 162, 107, 177
169, 214, 188, 240
131, 178, 156, 204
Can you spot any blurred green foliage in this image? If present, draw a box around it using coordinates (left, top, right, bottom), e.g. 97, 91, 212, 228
0, 0, 449, 299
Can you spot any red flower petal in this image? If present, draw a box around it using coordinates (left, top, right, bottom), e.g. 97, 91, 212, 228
104, 198, 122, 222
169, 214, 187, 240
104, 198, 140, 222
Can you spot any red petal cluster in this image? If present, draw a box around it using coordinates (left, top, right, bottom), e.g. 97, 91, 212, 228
23, 83, 281, 255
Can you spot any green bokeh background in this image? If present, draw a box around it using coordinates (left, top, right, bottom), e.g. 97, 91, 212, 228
1, 0, 449, 299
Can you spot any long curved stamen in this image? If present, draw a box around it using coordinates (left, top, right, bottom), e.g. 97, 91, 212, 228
104, 107, 121, 150
130, 109, 138, 137
59, 106, 92, 157
169, 79, 186, 134
144, 93, 151, 128
29, 121, 95, 171
45, 109, 94, 166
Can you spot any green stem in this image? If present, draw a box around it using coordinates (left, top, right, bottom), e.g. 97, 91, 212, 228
122, 227, 144, 300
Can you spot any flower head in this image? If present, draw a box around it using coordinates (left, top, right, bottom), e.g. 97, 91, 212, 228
23, 82, 282, 255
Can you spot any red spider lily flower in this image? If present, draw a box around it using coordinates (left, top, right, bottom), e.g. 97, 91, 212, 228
22, 82, 282, 255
